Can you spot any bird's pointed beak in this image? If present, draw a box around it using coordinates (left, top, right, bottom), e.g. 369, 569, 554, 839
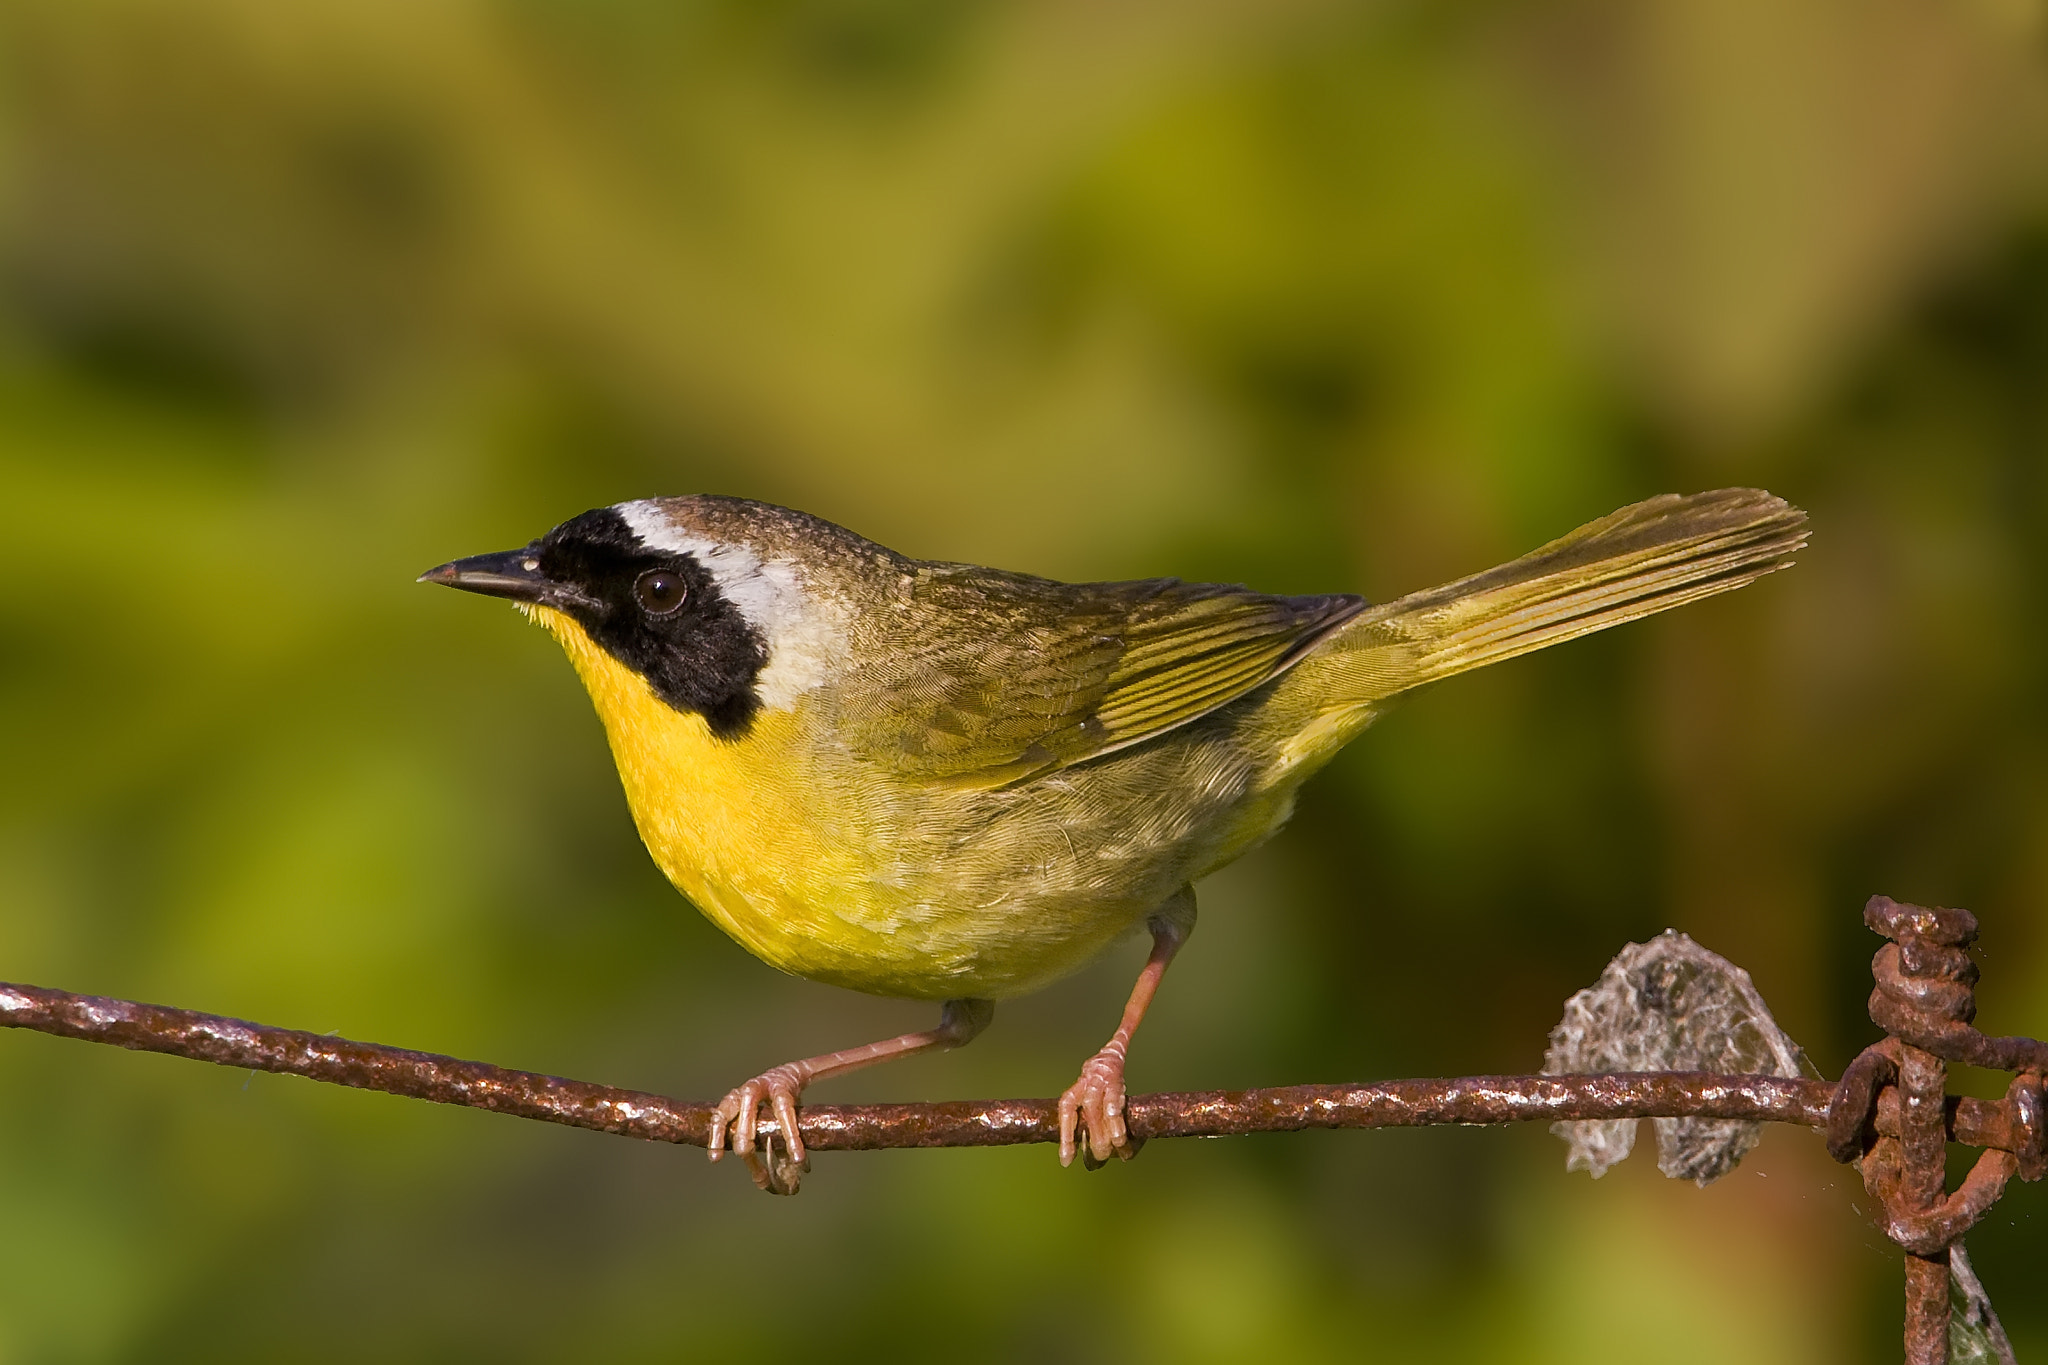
419, 548, 558, 604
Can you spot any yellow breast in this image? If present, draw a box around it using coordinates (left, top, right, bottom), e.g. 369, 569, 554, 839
533, 609, 881, 973
540, 606, 1130, 1000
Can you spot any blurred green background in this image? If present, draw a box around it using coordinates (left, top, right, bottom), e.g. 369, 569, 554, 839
2, 0, 2046, 1359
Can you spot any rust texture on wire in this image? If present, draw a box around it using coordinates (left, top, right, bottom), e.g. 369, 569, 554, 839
2, 893, 2045, 1365
0, 980, 1849, 1149
1821, 897, 2047, 1365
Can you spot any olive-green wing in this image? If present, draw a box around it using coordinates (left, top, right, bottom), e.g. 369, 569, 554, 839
842, 569, 1364, 787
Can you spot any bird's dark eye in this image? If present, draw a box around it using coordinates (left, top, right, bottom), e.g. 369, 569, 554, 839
635, 569, 687, 615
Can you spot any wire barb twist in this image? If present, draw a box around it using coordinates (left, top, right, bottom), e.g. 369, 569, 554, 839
1822, 897, 2045, 1365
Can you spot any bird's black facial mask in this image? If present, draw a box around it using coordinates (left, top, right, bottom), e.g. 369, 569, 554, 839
531, 508, 768, 739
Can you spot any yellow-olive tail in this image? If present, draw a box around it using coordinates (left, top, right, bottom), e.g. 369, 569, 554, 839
1313, 488, 1807, 705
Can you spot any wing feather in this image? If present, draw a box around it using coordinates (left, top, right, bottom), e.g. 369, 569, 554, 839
842, 568, 1363, 787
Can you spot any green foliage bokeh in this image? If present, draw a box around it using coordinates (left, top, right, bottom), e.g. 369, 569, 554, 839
2, 1, 2046, 1359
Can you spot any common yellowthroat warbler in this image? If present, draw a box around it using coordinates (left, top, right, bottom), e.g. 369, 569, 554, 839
423, 488, 1805, 1192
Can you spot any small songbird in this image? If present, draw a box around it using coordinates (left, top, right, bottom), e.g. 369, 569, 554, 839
423, 489, 1805, 1191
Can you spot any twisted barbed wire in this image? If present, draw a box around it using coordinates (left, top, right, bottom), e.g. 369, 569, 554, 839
1821, 898, 2046, 1364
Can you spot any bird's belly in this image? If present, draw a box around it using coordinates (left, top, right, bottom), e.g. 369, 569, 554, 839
601, 722, 1164, 1000
659, 776, 1217, 1000
678, 864, 1158, 1000
589, 661, 1304, 1000
648, 761, 1283, 1000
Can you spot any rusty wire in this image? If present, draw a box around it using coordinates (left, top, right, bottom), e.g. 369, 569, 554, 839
1, 979, 2037, 1156
0, 979, 1848, 1147
1, 893, 2044, 1364
1821, 897, 2047, 1365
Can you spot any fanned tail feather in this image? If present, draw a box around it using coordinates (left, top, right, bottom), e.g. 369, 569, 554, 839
1319, 488, 1807, 704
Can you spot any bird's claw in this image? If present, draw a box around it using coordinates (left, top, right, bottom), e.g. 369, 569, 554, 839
708, 1063, 812, 1195
1058, 1047, 1142, 1168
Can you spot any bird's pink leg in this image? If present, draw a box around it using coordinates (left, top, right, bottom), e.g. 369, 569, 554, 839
709, 996, 993, 1193
1059, 888, 1196, 1167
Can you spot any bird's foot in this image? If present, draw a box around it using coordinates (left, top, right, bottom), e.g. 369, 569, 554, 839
709, 1062, 812, 1195
1058, 1047, 1143, 1168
